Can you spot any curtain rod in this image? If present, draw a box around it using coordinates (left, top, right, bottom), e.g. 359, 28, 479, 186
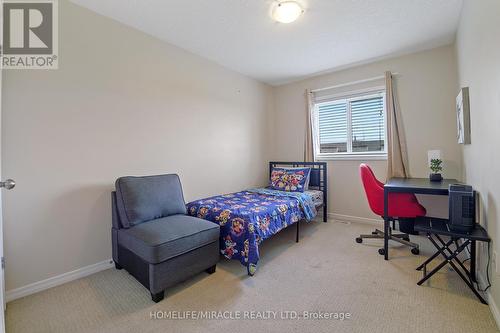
310, 72, 400, 93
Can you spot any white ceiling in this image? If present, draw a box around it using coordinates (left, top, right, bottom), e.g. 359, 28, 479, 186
71, 0, 463, 85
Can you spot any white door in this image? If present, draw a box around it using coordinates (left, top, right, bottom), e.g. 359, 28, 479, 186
0, 2, 14, 331
0, 1, 4, 330
0, 84, 17, 333
0, 2, 20, 330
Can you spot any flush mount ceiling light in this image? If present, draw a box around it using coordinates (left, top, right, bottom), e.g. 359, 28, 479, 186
272, 1, 304, 23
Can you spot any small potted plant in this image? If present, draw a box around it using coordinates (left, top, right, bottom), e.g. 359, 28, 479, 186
429, 158, 443, 182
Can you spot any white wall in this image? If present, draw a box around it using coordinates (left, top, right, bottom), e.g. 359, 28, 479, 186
455, 0, 500, 313
1, 1, 273, 291
271, 45, 461, 220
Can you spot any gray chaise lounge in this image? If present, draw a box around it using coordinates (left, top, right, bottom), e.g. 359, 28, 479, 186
111, 174, 220, 302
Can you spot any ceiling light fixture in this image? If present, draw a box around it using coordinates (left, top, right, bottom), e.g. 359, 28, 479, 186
272, 1, 304, 24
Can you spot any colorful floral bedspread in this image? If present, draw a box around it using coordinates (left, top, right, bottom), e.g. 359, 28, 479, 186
186, 189, 317, 275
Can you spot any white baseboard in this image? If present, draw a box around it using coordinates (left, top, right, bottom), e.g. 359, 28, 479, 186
3, 214, 372, 303
6, 259, 114, 303
478, 273, 500, 330
327, 213, 380, 226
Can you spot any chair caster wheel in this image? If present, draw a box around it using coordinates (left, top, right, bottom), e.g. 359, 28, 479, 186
355, 237, 363, 243
378, 248, 385, 255
371, 231, 378, 235
411, 248, 420, 255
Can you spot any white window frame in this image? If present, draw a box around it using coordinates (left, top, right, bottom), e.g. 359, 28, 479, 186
312, 86, 387, 161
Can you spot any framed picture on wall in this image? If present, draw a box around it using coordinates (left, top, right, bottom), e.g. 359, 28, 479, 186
456, 87, 471, 144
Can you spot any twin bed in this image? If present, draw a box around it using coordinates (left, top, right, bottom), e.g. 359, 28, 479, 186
186, 162, 327, 275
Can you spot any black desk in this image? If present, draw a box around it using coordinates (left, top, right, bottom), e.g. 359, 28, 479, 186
383, 177, 460, 260
414, 217, 490, 304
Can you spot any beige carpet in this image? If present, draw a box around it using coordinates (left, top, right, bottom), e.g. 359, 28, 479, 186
6, 220, 498, 333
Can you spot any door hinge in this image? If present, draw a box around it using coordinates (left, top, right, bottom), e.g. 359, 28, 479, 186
1, 257, 4, 269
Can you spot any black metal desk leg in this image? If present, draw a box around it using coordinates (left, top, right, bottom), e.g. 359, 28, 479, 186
470, 240, 476, 283
418, 236, 467, 285
448, 258, 487, 304
435, 236, 473, 281
418, 236, 487, 304
416, 236, 453, 271
418, 258, 449, 285
384, 188, 389, 260
296, 220, 299, 243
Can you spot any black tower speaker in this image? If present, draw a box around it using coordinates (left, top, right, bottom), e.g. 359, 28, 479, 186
448, 184, 475, 232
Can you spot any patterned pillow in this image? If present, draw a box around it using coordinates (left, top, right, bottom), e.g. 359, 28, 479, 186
269, 167, 311, 192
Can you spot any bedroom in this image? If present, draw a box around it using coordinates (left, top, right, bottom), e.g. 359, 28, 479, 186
0, 0, 499, 332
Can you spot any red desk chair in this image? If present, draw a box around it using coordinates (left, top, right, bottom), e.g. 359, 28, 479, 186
356, 164, 426, 256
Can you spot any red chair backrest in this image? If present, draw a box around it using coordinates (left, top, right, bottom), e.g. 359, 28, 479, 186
359, 163, 384, 216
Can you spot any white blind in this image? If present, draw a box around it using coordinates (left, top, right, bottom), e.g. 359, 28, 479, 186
351, 96, 385, 152
315, 91, 385, 155
318, 101, 348, 153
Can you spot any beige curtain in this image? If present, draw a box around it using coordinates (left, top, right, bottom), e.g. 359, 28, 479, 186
385, 71, 409, 179
304, 89, 315, 162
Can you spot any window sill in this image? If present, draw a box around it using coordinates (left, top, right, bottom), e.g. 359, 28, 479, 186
315, 154, 388, 161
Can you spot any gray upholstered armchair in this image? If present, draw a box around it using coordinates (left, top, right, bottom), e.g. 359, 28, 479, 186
111, 174, 220, 302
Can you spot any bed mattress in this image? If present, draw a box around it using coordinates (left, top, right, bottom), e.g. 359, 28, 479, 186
305, 189, 324, 206
186, 189, 317, 275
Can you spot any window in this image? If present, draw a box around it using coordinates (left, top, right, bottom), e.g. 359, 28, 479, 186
313, 88, 387, 160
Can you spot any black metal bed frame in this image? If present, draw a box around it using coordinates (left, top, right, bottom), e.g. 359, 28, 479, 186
269, 161, 328, 242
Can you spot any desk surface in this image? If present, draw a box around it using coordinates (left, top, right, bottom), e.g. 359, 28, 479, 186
385, 177, 460, 195
414, 217, 490, 242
